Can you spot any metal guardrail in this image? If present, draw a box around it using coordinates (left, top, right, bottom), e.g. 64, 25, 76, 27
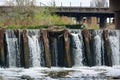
55, 7, 111, 13
0, 1, 109, 8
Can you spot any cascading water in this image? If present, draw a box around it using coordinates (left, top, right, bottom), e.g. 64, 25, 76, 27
109, 30, 120, 65
52, 38, 58, 66
2, 29, 120, 68
93, 30, 104, 66
1, 29, 120, 80
5, 30, 19, 67
27, 30, 42, 67
71, 30, 83, 67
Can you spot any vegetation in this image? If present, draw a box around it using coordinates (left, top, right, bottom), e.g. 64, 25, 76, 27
0, 0, 74, 29
0, 0, 113, 29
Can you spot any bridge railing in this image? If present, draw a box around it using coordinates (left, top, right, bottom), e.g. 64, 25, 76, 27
0, 1, 109, 8
54, 7, 110, 13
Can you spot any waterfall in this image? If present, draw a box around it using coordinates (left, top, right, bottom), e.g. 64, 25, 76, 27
5, 30, 19, 67
2, 29, 120, 68
109, 30, 120, 65
71, 30, 83, 67
27, 30, 42, 67
53, 38, 58, 66
93, 30, 104, 66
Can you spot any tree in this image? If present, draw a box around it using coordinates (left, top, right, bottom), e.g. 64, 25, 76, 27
90, 0, 108, 8
14, 0, 36, 24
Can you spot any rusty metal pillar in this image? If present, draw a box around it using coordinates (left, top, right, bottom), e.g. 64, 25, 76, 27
41, 29, 51, 68
23, 30, 29, 68
82, 29, 93, 66
115, 11, 120, 29
0, 28, 5, 67
64, 30, 71, 67
103, 30, 112, 66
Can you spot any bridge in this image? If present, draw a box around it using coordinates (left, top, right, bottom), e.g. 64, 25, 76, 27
0, 0, 120, 29
0, 6, 114, 28
54, 7, 114, 17
52, 7, 114, 28
0, 6, 114, 17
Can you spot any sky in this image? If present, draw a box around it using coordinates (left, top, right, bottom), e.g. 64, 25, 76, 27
0, 0, 92, 7
38, 0, 92, 6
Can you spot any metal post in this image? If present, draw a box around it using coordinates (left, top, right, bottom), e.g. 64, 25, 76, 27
61, 2, 62, 7
61, 2, 62, 11
40, 2, 41, 6
69, 2, 71, 11
70, 2, 71, 7
80, 2, 81, 7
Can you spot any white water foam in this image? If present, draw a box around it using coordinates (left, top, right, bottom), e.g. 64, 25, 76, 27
109, 30, 120, 65
5, 30, 19, 67
1, 66, 120, 79
93, 30, 104, 66
27, 30, 41, 67
71, 33, 83, 67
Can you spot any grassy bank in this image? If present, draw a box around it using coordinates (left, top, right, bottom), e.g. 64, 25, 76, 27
5, 24, 84, 29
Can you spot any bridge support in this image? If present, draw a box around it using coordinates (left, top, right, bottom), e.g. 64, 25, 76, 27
100, 17, 107, 28
76, 17, 83, 24
110, 0, 120, 29
86, 17, 92, 26
115, 12, 120, 29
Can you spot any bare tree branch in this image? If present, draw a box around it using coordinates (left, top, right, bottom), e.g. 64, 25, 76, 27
91, 0, 108, 8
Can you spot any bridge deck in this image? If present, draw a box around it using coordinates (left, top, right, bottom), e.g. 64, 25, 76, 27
0, 6, 114, 17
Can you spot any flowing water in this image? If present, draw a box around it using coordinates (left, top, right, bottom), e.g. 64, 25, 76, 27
0, 29, 120, 80
27, 30, 42, 67
108, 30, 120, 65
71, 30, 83, 67
93, 30, 104, 66
5, 30, 20, 67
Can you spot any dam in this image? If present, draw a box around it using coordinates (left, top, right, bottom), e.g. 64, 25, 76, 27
0, 28, 120, 80
0, 28, 120, 68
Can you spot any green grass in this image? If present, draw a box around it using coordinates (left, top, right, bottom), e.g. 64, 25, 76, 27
5, 24, 84, 29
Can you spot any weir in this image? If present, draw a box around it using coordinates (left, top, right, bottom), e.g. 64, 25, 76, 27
0, 28, 120, 68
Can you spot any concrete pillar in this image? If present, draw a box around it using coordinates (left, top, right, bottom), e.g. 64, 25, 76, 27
86, 17, 92, 26
110, 0, 120, 29
91, 17, 97, 25
112, 18, 115, 24
100, 17, 107, 28
115, 12, 120, 29
76, 17, 83, 24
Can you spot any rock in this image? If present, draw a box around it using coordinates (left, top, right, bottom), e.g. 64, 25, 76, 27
21, 75, 33, 80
